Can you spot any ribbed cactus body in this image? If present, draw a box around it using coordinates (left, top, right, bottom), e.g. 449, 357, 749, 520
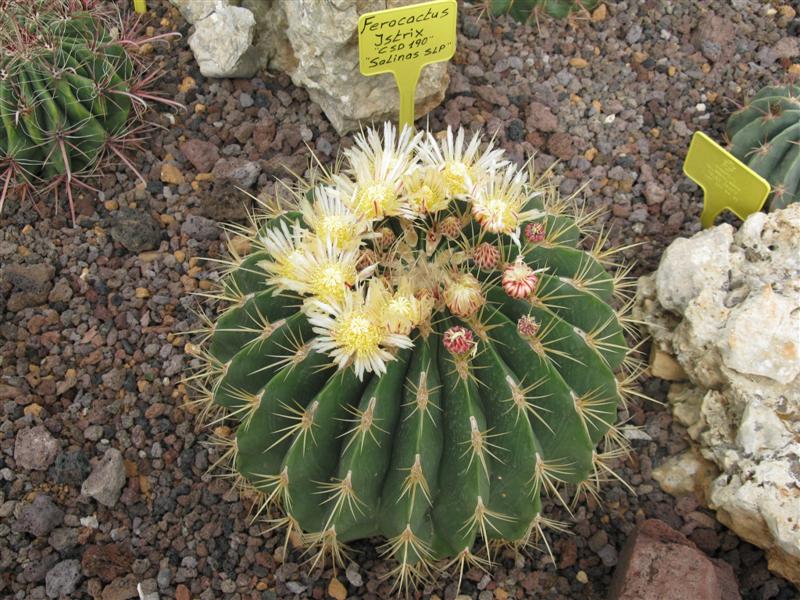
726, 84, 800, 211
193, 125, 634, 584
0, 1, 176, 220
1, 6, 130, 177
490, 0, 599, 21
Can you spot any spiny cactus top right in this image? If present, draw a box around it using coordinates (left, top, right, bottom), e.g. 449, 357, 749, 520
490, 0, 600, 22
726, 83, 800, 211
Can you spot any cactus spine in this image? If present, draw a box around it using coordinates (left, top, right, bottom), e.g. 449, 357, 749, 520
726, 83, 800, 211
189, 125, 638, 589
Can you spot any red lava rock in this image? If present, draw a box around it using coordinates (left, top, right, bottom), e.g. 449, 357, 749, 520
180, 139, 220, 173
81, 543, 134, 582
691, 14, 737, 62
253, 121, 277, 154
558, 538, 578, 569
100, 574, 138, 600
608, 519, 741, 600
526, 101, 558, 133
547, 132, 576, 161
175, 583, 191, 600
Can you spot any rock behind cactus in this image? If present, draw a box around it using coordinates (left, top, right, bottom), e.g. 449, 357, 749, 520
190, 125, 637, 588
0, 0, 178, 222
726, 83, 800, 211
490, 0, 599, 22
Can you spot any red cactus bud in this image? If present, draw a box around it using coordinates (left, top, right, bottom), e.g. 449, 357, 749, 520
443, 326, 475, 356
439, 215, 462, 239
472, 242, 500, 271
525, 222, 546, 244
517, 315, 540, 338
502, 258, 539, 299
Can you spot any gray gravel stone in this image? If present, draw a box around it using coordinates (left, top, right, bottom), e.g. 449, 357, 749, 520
14, 425, 59, 471
48, 527, 79, 552
81, 448, 126, 507
14, 495, 64, 537
109, 208, 161, 253
212, 157, 262, 188
626, 24, 643, 44
84, 425, 103, 442
181, 214, 219, 240
45, 560, 82, 599
156, 568, 172, 589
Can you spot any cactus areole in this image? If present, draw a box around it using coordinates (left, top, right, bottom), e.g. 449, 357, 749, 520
191, 125, 636, 588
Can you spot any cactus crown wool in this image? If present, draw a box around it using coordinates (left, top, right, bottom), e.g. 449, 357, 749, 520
188, 124, 640, 590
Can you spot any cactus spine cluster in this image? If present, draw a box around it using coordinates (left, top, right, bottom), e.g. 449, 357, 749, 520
189, 124, 638, 589
0, 0, 179, 222
490, 0, 600, 22
726, 83, 800, 211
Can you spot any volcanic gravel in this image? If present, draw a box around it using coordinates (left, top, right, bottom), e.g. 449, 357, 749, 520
1, 1, 798, 598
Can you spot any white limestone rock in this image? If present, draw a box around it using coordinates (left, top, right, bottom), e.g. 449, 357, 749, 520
720, 286, 800, 384
175, 0, 448, 132
243, 0, 449, 134
653, 223, 734, 313
634, 204, 800, 587
187, 4, 260, 78
170, 0, 226, 25
651, 449, 717, 498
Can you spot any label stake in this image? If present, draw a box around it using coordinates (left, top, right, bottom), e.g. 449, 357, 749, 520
684, 131, 771, 228
357, 0, 457, 131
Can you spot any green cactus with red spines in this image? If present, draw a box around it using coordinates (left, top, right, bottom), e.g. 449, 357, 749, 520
0, 0, 181, 222
189, 125, 638, 590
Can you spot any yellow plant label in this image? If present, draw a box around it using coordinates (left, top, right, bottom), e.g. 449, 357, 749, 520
133, 0, 147, 14
684, 131, 771, 228
358, 0, 457, 131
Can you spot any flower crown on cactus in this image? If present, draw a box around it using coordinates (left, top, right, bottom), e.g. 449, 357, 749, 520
187, 124, 641, 591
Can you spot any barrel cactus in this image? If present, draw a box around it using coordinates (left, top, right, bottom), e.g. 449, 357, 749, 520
0, 0, 180, 222
726, 83, 800, 211
490, 0, 600, 22
189, 124, 638, 588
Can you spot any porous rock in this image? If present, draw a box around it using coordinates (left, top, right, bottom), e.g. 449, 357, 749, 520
14, 425, 59, 471
176, 0, 448, 133
81, 448, 127, 508
608, 519, 740, 600
13, 494, 64, 537
634, 204, 800, 587
45, 559, 82, 599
